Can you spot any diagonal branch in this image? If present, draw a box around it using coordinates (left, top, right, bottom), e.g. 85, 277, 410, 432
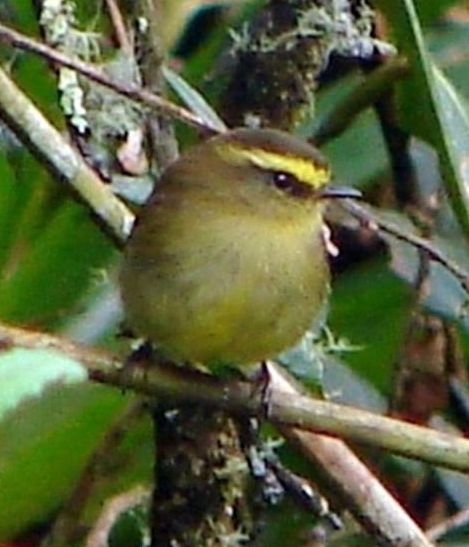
0, 22, 222, 135
0, 65, 133, 245
342, 199, 469, 295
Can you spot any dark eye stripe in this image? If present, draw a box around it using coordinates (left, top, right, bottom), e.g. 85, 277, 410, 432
272, 171, 312, 198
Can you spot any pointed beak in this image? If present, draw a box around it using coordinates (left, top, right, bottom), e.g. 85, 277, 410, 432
319, 185, 362, 200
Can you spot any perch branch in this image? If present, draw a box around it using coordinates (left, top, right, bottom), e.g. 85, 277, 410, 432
1, 323, 468, 474
1, 323, 439, 546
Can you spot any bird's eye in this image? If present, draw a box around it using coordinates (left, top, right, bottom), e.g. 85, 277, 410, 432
272, 171, 299, 193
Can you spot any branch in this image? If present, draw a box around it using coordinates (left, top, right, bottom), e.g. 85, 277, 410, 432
1, 323, 468, 473
342, 199, 469, 295
0, 66, 133, 245
85, 486, 150, 547
426, 506, 469, 542
278, 423, 428, 545
1, 322, 439, 545
312, 57, 409, 146
104, 0, 132, 54
0, 22, 222, 135
263, 453, 342, 531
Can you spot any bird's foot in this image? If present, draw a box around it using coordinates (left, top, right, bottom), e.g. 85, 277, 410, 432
250, 361, 274, 419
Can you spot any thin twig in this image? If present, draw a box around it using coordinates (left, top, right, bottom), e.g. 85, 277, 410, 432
264, 453, 343, 531
0, 323, 435, 545
104, 0, 132, 53
85, 486, 150, 547
0, 14, 440, 547
0, 22, 223, 134
426, 506, 469, 542
132, 0, 180, 169
342, 199, 469, 295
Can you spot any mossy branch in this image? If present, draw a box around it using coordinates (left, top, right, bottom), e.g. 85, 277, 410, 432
1, 323, 468, 475
0, 323, 444, 545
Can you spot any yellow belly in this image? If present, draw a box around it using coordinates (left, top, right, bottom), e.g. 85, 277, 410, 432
121, 210, 329, 366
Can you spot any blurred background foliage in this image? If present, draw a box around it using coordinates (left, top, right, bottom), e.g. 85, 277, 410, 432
0, 0, 468, 545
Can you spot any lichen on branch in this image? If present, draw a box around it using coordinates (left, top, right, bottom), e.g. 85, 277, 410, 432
221, 0, 390, 130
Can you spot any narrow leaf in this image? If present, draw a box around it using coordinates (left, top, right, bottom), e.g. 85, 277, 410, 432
162, 65, 227, 132
376, 0, 469, 237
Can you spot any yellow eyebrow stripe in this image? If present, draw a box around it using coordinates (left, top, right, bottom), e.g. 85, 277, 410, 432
218, 145, 330, 189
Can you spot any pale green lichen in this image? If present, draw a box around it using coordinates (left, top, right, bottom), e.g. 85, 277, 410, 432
58, 68, 88, 133
40, 0, 75, 45
222, 0, 394, 129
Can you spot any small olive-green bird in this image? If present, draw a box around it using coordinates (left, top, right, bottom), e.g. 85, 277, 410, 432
120, 128, 358, 367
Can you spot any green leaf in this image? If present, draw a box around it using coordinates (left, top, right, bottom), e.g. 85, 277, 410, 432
0, 346, 151, 542
304, 73, 389, 189
324, 107, 388, 189
323, 355, 386, 413
0, 347, 86, 419
162, 65, 227, 132
376, 0, 469, 237
0, 383, 129, 539
415, 0, 460, 25
0, 200, 114, 328
329, 259, 411, 395
0, 150, 18, 271
428, 20, 469, 96
108, 498, 150, 547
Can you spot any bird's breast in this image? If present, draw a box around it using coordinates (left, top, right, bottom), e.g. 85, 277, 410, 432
121, 206, 329, 366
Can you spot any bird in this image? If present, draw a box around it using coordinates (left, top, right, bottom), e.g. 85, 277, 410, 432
120, 128, 359, 368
